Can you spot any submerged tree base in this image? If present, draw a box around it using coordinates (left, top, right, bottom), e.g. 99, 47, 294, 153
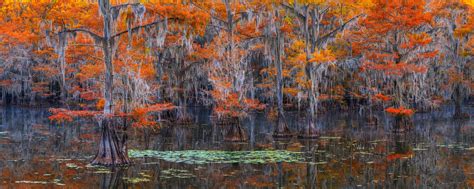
224, 124, 247, 142
297, 122, 320, 139
91, 118, 131, 166
212, 116, 239, 126
365, 115, 379, 126
392, 116, 414, 133
273, 118, 292, 138
174, 116, 194, 125
453, 112, 470, 120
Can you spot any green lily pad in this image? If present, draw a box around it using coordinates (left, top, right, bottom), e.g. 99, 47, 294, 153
15, 180, 49, 185
15, 179, 65, 186
161, 169, 195, 179
320, 136, 341, 140
413, 148, 428, 151
66, 163, 81, 169
129, 150, 304, 164
139, 172, 152, 178
94, 168, 112, 174
123, 177, 151, 184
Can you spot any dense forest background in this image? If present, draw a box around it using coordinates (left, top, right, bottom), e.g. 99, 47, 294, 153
0, 0, 472, 123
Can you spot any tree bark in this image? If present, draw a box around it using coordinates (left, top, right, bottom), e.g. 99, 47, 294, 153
58, 31, 68, 102
101, 0, 115, 115
392, 116, 413, 133
224, 121, 247, 142
273, 113, 292, 138
272, 10, 292, 138
91, 0, 131, 166
92, 118, 131, 166
453, 83, 467, 119
298, 6, 319, 138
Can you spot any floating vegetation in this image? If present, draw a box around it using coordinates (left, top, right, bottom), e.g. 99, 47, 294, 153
319, 136, 341, 140
123, 177, 151, 184
56, 158, 72, 162
413, 148, 428, 151
66, 163, 81, 169
139, 172, 152, 178
85, 164, 102, 168
161, 169, 195, 179
94, 168, 112, 174
309, 161, 328, 165
142, 162, 160, 165
356, 151, 373, 155
15, 181, 49, 185
129, 150, 304, 164
15, 179, 65, 186
436, 143, 471, 150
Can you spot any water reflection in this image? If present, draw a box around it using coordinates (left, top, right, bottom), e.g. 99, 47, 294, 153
0, 106, 472, 188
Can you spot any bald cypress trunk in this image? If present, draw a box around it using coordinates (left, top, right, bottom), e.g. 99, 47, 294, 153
298, 6, 319, 139
92, 0, 130, 166
224, 122, 247, 142
273, 10, 291, 138
453, 84, 467, 119
92, 118, 131, 166
101, 0, 114, 115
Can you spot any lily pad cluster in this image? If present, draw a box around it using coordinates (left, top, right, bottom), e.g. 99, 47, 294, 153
122, 177, 151, 184
129, 150, 304, 164
160, 169, 195, 179
15, 179, 65, 186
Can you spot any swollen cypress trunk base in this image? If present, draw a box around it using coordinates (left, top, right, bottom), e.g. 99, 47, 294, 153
392, 116, 414, 133
365, 115, 379, 126
91, 118, 131, 166
273, 115, 292, 138
224, 123, 247, 142
298, 121, 320, 139
453, 100, 469, 119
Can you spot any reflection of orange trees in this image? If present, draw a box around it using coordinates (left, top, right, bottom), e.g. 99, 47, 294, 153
386, 151, 414, 161
373, 93, 391, 102
385, 107, 415, 117
465, 162, 474, 187
130, 103, 175, 128
49, 103, 175, 128
49, 109, 100, 123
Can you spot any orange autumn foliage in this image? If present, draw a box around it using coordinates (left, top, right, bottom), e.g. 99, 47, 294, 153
48, 108, 100, 123
211, 90, 265, 118
96, 98, 105, 110
374, 93, 391, 102
130, 103, 176, 128
49, 103, 176, 127
79, 91, 100, 101
386, 151, 414, 161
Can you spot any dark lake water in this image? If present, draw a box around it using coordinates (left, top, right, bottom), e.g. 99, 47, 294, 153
0, 106, 473, 188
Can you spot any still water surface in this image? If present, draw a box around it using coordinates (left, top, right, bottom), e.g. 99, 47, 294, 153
0, 106, 473, 188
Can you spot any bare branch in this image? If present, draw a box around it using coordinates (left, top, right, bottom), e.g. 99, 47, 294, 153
316, 14, 363, 47
61, 28, 103, 42
112, 18, 177, 39
111, 3, 141, 11
281, 2, 305, 20
179, 61, 206, 75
